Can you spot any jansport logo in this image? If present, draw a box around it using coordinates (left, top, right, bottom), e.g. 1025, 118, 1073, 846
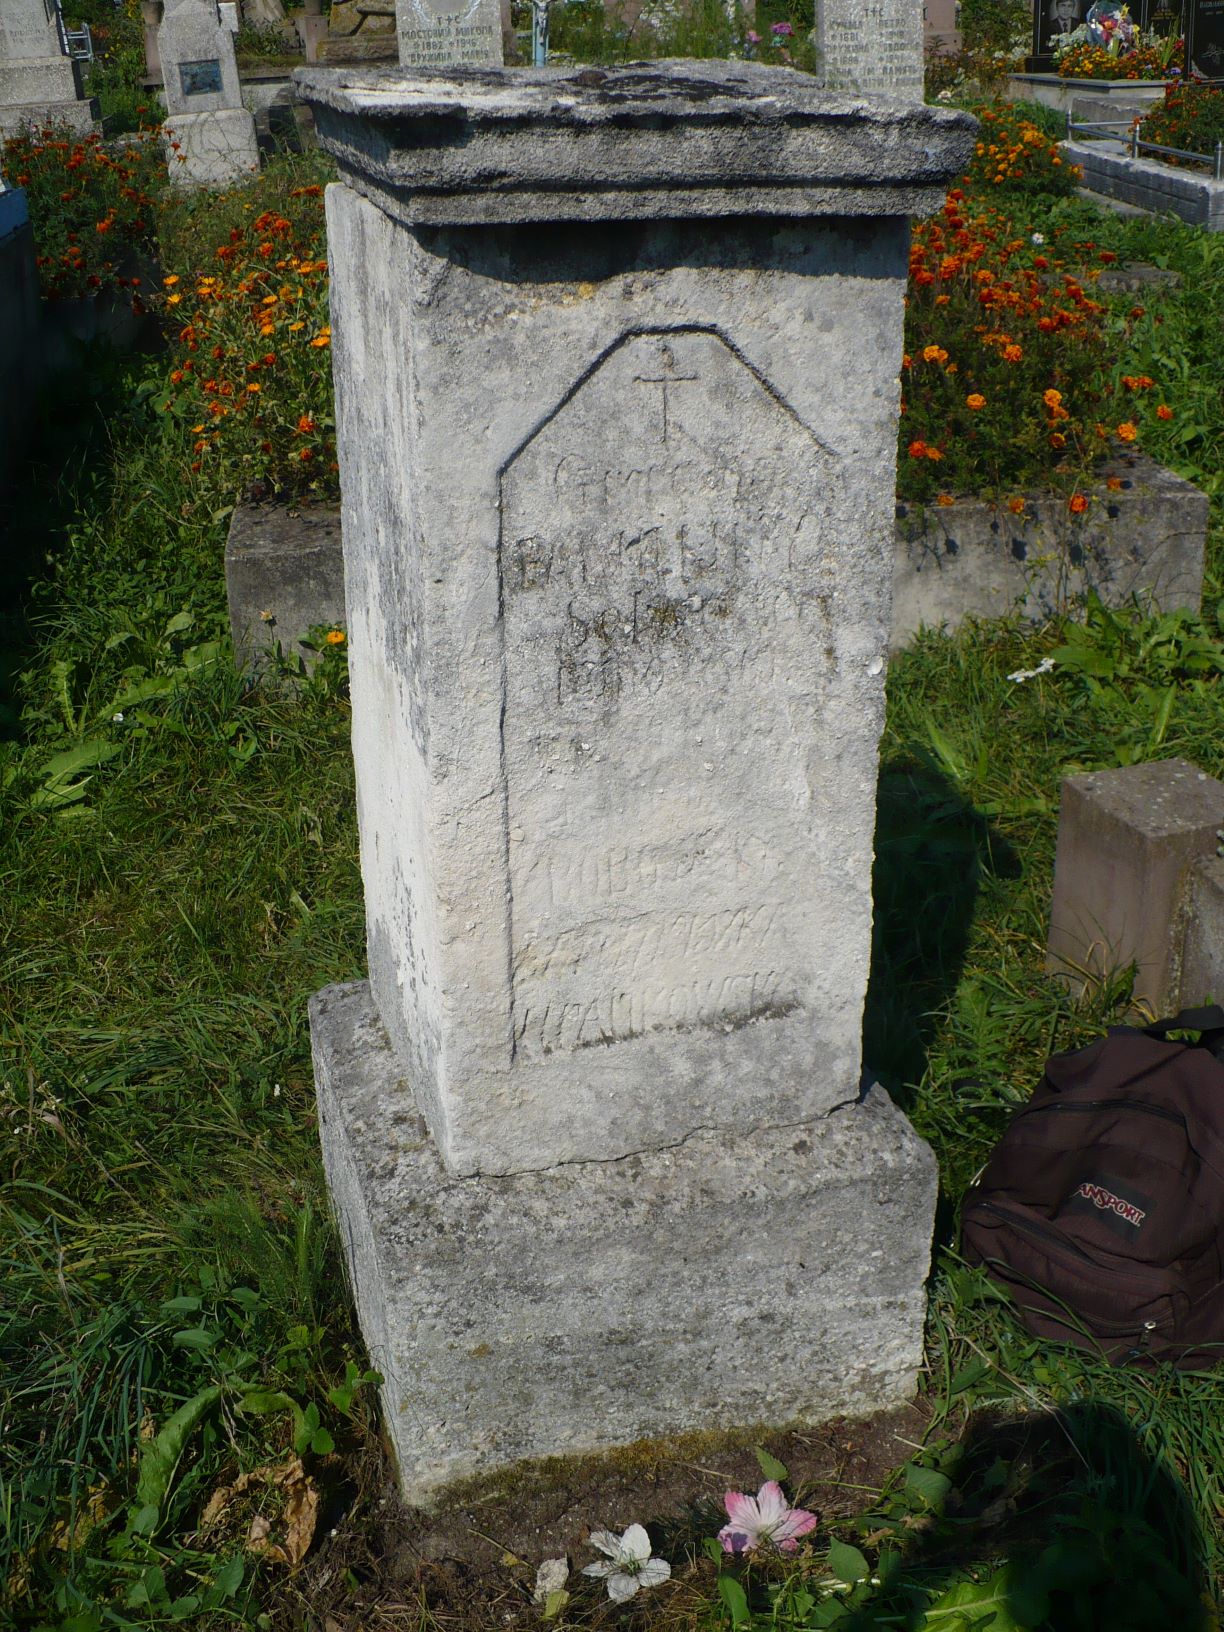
1075, 1181, 1146, 1227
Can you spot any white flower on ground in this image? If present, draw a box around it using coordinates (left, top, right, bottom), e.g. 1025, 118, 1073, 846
533, 1557, 569, 1604
1031, 232, 1046, 245
718, 1480, 819, 1555
582, 1524, 670, 1602
1006, 656, 1056, 684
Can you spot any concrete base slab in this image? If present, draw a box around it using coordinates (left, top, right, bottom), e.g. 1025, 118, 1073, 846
163, 107, 259, 189
0, 98, 97, 139
893, 455, 1206, 650
225, 501, 344, 663
310, 979, 938, 1506
1066, 140, 1224, 232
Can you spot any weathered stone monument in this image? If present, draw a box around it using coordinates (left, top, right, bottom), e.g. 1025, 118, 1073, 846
298, 60, 973, 1502
815, 0, 922, 97
0, 0, 97, 138
158, 0, 258, 186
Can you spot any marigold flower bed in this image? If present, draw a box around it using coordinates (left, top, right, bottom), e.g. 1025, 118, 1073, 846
1, 124, 162, 302
898, 187, 1173, 507
155, 172, 337, 500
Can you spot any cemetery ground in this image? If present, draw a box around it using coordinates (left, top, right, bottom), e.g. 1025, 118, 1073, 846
3, 125, 1224, 1632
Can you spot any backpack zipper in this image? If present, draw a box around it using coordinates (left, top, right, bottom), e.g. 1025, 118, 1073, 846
1024, 1097, 1185, 1128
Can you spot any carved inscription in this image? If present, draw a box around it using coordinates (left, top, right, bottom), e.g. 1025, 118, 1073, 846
0, 0, 61, 58
500, 331, 839, 1058
398, 0, 501, 66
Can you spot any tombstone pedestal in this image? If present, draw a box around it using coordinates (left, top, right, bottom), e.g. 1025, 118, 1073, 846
0, 0, 98, 138
164, 105, 258, 185
298, 61, 974, 1504
313, 980, 937, 1501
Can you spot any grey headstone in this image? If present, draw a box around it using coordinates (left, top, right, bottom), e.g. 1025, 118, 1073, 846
396, 0, 502, 68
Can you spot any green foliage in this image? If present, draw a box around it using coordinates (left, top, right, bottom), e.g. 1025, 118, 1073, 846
1142, 83, 1224, 162
1, 126, 163, 302
959, 0, 1030, 56
547, 0, 818, 72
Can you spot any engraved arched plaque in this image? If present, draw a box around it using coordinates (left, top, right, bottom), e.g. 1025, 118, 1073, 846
499, 329, 841, 1061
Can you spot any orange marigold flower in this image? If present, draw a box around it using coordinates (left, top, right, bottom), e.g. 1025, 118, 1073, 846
246, 382, 261, 393
1048, 432, 1067, 449
289, 320, 305, 332
163, 274, 179, 286
921, 345, 949, 365
1157, 404, 1173, 420
1117, 422, 1138, 442
1007, 496, 1025, 515
966, 393, 986, 410
1043, 388, 1063, 409
325, 629, 346, 645
297, 414, 315, 433
299, 447, 313, 461
1003, 344, 1023, 363
1068, 493, 1088, 515
1106, 476, 1123, 491
907, 440, 928, 459
925, 446, 944, 462
309, 333, 330, 348
166, 294, 181, 306
936, 493, 955, 507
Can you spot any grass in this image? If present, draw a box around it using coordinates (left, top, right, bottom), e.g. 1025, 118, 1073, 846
2, 150, 1224, 1628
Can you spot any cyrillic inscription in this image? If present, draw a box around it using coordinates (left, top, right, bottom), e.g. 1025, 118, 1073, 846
500, 330, 840, 1058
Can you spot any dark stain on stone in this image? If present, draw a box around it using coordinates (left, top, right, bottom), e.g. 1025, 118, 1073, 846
1011, 538, 1027, 561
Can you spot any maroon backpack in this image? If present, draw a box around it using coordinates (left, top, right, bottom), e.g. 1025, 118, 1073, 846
961, 1007, 1224, 1368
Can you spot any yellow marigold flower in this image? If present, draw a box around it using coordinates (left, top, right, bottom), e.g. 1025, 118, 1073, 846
246, 382, 261, 393
325, 629, 346, 645
166, 293, 181, 305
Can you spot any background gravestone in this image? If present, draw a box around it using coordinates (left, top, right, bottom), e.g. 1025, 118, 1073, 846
816, 0, 922, 97
299, 60, 973, 1502
396, 0, 502, 67
158, 0, 258, 185
0, 0, 97, 138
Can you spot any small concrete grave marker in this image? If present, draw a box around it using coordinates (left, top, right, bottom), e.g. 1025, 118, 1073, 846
158, 0, 258, 185
0, 0, 97, 138
298, 60, 972, 1503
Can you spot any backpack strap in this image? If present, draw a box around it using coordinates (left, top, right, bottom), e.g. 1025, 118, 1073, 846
1116, 1006, 1224, 1065
1142, 1006, 1224, 1037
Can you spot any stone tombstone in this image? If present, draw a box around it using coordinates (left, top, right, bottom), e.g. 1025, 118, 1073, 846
0, 0, 96, 138
298, 60, 974, 1502
158, 0, 258, 186
397, 0, 501, 68
816, 0, 923, 97
140, 0, 163, 82
1190, 0, 1224, 77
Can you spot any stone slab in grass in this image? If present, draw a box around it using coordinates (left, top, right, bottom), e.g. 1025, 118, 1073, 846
311, 978, 937, 1504
1176, 854, 1224, 1012
892, 454, 1207, 651
1066, 139, 1224, 231
225, 501, 344, 663
1047, 758, 1224, 1014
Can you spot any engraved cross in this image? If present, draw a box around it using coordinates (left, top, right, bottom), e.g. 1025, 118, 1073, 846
634, 342, 698, 444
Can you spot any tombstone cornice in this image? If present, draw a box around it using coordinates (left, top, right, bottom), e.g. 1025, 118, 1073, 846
295, 60, 976, 225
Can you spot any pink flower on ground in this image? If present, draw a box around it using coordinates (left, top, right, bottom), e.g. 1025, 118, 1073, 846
771, 20, 793, 34
718, 1481, 818, 1555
